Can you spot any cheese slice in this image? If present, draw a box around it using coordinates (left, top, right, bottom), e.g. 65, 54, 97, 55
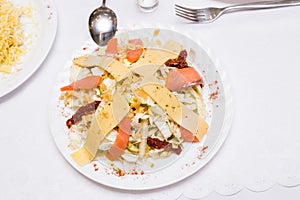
131, 64, 161, 85
142, 83, 208, 141
96, 92, 130, 134
70, 146, 94, 166
195, 116, 209, 141
132, 49, 177, 67
71, 117, 102, 166
73, 54, 113, 69
106, 60, 129, 81
180, 104, 208, 141
73, 54, 129, 81
142, 84, 182, 123
71, 91, 130, 166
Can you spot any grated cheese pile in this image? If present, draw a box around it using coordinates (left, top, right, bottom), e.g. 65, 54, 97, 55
0, 0, 31, 73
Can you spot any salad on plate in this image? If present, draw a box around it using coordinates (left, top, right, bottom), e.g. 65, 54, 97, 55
59, 33, 209, 168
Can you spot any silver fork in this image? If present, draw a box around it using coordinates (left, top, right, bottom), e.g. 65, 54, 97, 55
175, 0, 300, 23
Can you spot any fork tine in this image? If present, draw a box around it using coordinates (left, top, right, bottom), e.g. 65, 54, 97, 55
175, 10, 203, 21
175, 12, 200, 22
175, 4, 201, 12
175, 10, 205, 21
175, 8, 205, 16
175, 4, 208, 22
175, 9, 208, 22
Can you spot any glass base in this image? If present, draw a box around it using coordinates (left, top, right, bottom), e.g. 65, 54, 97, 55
137, 0, 159, 13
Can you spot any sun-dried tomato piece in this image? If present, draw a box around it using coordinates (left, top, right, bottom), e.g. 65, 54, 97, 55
147, 137, 182, 155
66, 100, 101, 128
147, 137, 169, 149
165, 49, 189, 69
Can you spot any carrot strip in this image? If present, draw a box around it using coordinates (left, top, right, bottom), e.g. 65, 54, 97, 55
60, 84, 74, 91
60, 76, 102, 91
165, 67, 203, 91
180, 126, 199, 142
126, 48, 143, 63
105, 38, 118, 56
106, 117, 131, 161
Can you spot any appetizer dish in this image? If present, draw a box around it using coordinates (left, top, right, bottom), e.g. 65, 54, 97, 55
50, 28, 231, 190
59, 34, 209, 167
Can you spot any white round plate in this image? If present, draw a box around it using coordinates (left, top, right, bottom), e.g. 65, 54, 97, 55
49, 27, 233, 190
0, 0, 57, 97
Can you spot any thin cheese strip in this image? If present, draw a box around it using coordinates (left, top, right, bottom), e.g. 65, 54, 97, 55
195, 116, 209, 141
71, 145, 94, 166
73, 54, 113, 69
73, 54, 128, 81
142, 83, 208, 141
96, 92, 130, 133
131, 64, 161, 85
106, 60, 129, 81
142, 84, 182, 122
181, 105, 208, 141
132, 49, 177, 67
82, 116, 104, 158
71, 91, 130, 166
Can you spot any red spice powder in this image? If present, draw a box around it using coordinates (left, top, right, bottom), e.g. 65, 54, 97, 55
93, 163, 99, 171
197, 146, 208, 159
202, 146, 208, 151
209, 90, 219, 101
102, 165, 145, 177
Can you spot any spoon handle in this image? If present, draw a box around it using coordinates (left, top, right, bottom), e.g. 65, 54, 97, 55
102, 0, 106, 7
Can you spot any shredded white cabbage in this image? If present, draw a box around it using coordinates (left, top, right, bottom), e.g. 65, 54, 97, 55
99, 130, 117, 151
68, 130, 82, 150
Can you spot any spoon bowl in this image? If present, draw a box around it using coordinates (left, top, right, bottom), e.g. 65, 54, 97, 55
89, 0, 117, 46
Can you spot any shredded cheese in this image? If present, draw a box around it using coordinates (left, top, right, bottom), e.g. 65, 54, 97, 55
0, 0, 31, 73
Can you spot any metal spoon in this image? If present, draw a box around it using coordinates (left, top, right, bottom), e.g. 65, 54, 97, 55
88, 0, 117, 46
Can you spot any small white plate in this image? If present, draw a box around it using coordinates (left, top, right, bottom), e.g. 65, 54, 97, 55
49, 26, 233, 190
0, 0, 57, 97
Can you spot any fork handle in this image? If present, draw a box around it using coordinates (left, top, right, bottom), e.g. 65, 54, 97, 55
224, 0, 300, 13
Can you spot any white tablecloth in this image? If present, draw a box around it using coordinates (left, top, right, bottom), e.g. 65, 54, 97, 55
1, 0, 300, 199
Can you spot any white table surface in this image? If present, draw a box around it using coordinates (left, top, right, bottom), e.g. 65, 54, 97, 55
1, 0, 300, 199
